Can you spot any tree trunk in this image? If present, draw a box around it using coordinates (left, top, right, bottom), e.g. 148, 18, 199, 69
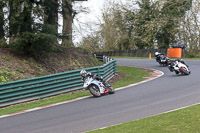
62, 0, 73, 47
44, 0, 58, 27
9, 0, 23, 44
43, 0, 58, 45
0, 1, 5, 43
20, 0, 33, 33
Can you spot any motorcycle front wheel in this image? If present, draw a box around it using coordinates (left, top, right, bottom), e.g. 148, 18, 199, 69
181, 68, 190, 75
89, 85, 101, 97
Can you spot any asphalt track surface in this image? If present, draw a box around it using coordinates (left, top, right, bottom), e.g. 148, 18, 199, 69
0, 59, 200, 133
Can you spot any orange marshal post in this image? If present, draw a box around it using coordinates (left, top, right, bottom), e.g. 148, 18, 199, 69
167, 48, 182, 58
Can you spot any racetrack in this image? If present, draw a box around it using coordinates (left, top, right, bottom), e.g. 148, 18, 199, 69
0, 59, 200, 133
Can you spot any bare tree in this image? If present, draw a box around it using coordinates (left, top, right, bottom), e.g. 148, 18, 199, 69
177, 0, 200, 57
0, 0, 5, 43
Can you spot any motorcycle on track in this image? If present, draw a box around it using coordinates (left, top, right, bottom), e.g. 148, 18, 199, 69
155, 52, 169, 66
83, 76, 115, 97
168, 59, 191, 75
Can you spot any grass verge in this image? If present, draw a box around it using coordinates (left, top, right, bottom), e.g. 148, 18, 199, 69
113, 66, 149, 88
111, 56, 200, 60
183, 58, 200, 60
88, 104, 200, 133
0, 66, 150, 116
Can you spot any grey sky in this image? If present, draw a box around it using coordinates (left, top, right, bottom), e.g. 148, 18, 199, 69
72, 0, 128, 44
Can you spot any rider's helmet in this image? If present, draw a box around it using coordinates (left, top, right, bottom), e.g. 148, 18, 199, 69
80, 69, 87, 77
155, 52, 160, 56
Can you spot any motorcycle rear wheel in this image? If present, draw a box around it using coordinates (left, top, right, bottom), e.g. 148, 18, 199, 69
108, 87, 115, 94
175, 71, 179, 74
89, 85, 101, 97
168, 66, 173, 72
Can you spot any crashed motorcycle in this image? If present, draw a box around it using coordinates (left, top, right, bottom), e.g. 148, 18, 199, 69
83, 76, 115, 97
168, 59, 191, 75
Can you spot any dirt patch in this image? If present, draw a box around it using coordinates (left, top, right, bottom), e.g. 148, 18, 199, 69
141, 68, 154, 73
108, 72, 125, 85
40, 47, 101, 73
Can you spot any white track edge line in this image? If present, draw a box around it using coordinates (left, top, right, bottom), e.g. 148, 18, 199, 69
88, 102, 200, 132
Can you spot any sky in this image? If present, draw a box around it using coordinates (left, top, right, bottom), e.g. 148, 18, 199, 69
72, 0, 128, 44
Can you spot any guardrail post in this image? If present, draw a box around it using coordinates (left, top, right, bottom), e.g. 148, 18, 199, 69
107, 57, 109, 62
114, 60, 117, 75
103, 56, 106, 64
98, 66, 101, 77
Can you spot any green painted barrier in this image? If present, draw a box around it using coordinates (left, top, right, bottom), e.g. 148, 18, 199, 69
0, 58, 117, 107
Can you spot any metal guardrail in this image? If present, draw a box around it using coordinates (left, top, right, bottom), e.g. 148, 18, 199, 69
94, 54, 113, 64
0, 57, 117, 107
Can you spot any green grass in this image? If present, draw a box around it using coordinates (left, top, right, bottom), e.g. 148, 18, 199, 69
113, 66, 149, 88
183, 58, 200, 60
111, 56, 200, 60
88, 104, 200, 133
0, 66, 149, 116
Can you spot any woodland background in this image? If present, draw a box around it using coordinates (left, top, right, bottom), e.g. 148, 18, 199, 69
0, 0, 200, 58
79, 0, 200, 58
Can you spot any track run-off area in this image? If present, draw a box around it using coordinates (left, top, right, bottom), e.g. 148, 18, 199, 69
0, 59, 200, 133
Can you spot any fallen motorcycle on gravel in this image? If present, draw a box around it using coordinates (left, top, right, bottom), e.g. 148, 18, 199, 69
83, 75, 115, 97
168, 59, 191, 75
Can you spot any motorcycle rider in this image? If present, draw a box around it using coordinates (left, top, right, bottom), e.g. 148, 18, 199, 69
177, 59, 188, 66
155, 52, 160, 56
80, 69, 108, 87
168, 58, 190, 74
155, 52, 161, 62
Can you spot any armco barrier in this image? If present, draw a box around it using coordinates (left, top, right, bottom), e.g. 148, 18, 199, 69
94, 54, 113, 64
0, 58, 117, 107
